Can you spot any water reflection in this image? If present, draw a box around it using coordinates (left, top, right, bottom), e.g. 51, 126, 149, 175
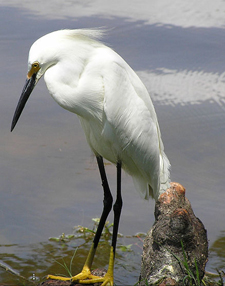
209, 232, 225, 271
0, 232, 143, 285
1, 0, 225, 28
1, 232, 224, 285
138, 69, 225, 106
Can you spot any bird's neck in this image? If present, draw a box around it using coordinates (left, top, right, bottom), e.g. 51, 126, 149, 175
44, 58, 104, 122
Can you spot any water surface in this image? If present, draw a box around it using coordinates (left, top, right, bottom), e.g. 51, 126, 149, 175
0, 2, 225, 284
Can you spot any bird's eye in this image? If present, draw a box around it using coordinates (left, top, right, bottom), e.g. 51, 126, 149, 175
27, 62, 40, 79
33, 62, 39, 69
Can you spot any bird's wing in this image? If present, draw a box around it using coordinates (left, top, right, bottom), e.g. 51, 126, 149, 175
102, 58, 161, 199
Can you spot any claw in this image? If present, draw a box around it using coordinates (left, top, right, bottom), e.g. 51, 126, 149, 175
47, 245, 115, 286
46, 275, 71, 281
47, 271, 113, 286
47, 265, 113, 286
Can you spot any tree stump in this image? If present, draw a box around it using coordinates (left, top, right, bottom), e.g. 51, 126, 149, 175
139, 182, 208, 286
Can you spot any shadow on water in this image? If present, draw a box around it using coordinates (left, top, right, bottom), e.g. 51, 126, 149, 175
210, 233, 225, 271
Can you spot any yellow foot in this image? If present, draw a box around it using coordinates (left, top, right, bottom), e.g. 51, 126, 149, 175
46, 274, 70, 281
47, 267, 113, 285
47, 245, 114, 285
73, 272, 113, 286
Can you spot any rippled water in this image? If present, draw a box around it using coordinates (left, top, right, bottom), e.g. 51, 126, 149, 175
0, 1, 225, 285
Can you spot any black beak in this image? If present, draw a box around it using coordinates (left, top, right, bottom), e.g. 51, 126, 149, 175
11, 73, 37, 132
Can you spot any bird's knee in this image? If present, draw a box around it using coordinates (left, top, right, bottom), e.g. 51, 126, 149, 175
103, 194, 113, 210
113, 198, 123, 216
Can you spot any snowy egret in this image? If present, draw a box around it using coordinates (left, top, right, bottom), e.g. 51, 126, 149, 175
11, 29, 170, 286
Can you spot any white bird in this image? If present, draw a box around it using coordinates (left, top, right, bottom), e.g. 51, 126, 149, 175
11, 29, 170, 286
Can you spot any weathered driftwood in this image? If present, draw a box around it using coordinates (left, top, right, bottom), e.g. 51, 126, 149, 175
139, 182, 208, 286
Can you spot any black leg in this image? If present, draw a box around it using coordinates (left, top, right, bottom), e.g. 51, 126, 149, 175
47, 156, 117, 285
112, 161, 123, 254
93, 156, 113, 248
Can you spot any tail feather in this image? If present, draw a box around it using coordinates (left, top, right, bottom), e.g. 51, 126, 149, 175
132, 175, 150, 200
159, 152, 171, 195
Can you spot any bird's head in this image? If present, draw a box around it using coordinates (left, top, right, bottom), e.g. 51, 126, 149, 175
11, 35, 57, 132
11, 29, 104, 132
10, 62, 39, 132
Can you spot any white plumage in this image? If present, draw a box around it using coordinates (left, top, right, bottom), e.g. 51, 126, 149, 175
11, 29, 171, 285
25, 29, 171, 200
